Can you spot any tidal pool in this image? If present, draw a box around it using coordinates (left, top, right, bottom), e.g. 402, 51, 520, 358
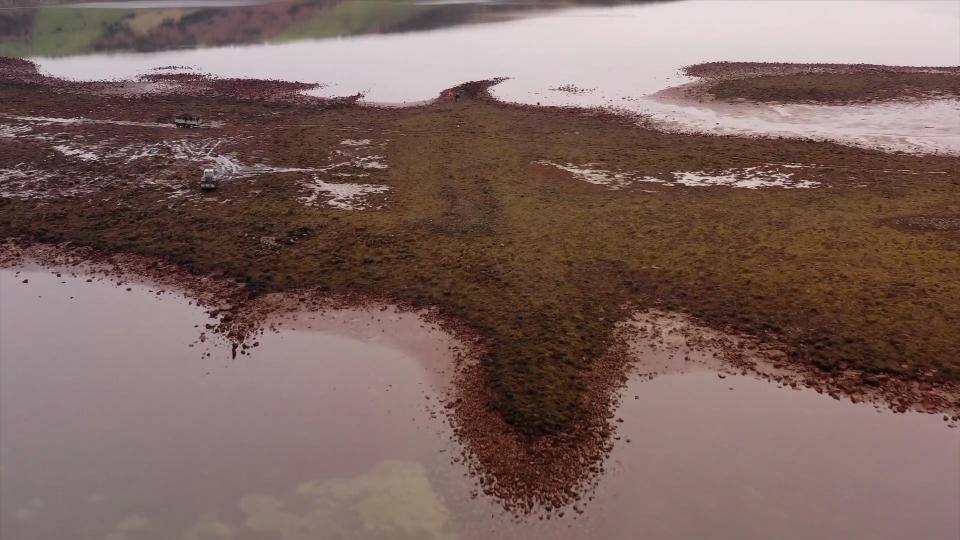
1, 267, 958, 539
0, 268, 480, 540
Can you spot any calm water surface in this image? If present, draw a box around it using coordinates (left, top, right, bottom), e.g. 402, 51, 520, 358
2, 268, 957, 539
7, 0, 960, 153
3, 3, 959, 538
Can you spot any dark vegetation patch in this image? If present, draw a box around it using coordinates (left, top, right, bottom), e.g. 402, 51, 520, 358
884, 214, 960, 233
141, 72, 327, 102
0, 10, 34, 41
91, 1, 336, 53
439, 78, 506, 101
685, 62, 960, 104
2, 59, 959, 437
0, 55, 36, 73
710, 72, 960, 103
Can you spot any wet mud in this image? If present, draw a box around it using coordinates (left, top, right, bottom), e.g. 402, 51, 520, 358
0, 59, 387, 205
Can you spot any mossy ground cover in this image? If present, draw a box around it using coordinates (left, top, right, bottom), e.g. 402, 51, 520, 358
2, 79, 958, 436
684, 63, 960, 104
710, 72, 960, 103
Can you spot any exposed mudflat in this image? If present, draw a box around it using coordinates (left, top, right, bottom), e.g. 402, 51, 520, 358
683, 62, 960, 104
647, 63, 960, 155
3, 55, 960, 445
0, 59, 388, 206
19, 1, 958, 154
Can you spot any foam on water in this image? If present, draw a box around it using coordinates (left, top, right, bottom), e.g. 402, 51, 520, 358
537, 161, 821, 189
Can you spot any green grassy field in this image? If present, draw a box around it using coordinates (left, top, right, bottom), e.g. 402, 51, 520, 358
0, 7, 130, 57
274, 0, 432, 42
2, 2, 450, 57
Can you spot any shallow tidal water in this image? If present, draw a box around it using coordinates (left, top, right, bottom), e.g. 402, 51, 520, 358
2, 267, 958, 540
17, 0, 960, 154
